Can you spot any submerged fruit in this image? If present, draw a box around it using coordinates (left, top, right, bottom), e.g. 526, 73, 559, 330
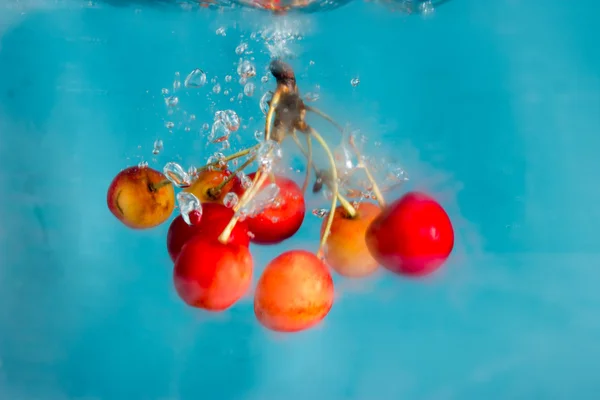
366, 192, 454, 276
173, 234, 253, 311
321, 202, 381, 278
107, 166, 175, 229
166, 203, 250, 262
242, 172, 305, 245
254, 250, 334, 332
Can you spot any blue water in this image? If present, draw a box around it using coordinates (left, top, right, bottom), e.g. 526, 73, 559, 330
1, 0, 600, 398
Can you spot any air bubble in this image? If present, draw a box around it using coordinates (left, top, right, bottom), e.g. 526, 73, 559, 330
237, 60, 256, 79
312, 209, 329, 218
214, 110, 240, 132
184, 68, 207, 88
260, 91, 273, 115
212, 83, 221, 94
223, 192, 239, 208
152, 139, 163, 155
163, 162, 191, 188
164, 96, 179, 107
235, 42, 248, 55
244, 82, 255, 97
351, 77, 360, 87
177, 192, 202, 225
256, 140, 283, 172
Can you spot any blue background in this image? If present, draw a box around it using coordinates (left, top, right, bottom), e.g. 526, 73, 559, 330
1, 0, 600, 399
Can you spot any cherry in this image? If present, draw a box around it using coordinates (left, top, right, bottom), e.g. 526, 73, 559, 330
241, 172, 305, 245
254, 250, 334, 332
166, 203, 250, 262
173, 234, 253, 311
365, 192, 454, 276
321, 202, 381, 278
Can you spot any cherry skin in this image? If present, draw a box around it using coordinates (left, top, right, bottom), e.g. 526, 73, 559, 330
321, 202, 381, 278
366, 192, 454, 276
173, 234, 253, 311
106, 166, 175, 229
166, 203, 250, 262
254, 250, 334, 333
184, 168, 238, 204
241, 172, 305, 245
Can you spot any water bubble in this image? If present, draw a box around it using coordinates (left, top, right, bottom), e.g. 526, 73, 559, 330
309, 60, 315, 66
163, 162, 191, 187
138, 160, 148, 168
177, 192, 202, 225
420, 0, 434, 15
333, 144, 355, 178
211, 77, 218, 84
210, 119, 229, 142
244, 82, 255, 97
187, 165, 198, 178
215, 110, 240, 132
260, 91, 273, 115
254, 130, 264, 142
184, 68, 207, 88
223, 192, 239, 208
239, 183, 280, 218
235, 42, 248, 55
189, 114, 196, 121
225, 75, 232, 83
261, 75, 269, 84
239, 77, 247, 86
304, 92, 320, 102
152, 139, 163, 155
172, 72, 181, 91
237, 60, 256, 79
224, 90, 230, 96
212, 83, 221, 94
207, 152, 227, 169
312, 209, 329, 218
202, 123, 210, 131
351, 77, 360, 87
164, 96, 179, 107
216, 27, 226, 36
165, 121, 175, 129
256, 140, 283, 172
237, 93, 244, 101
161, 88, 169, 95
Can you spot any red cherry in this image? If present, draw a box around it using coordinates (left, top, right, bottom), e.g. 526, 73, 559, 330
166, 203, 250, 262
188, 210, 202, 225
365, 192, 454, 276
242, 172, 305, 245
173, 234, 253, 311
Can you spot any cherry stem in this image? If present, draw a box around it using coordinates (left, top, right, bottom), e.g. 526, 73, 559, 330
303, 133, 313, 193
209, 154, 257, 197
349, 136, 386, 209
218, 170, 269, 244
290, 131, 357, 218
265, 89, 282, 142
150, 179, 172, 191
308, 126, 340, 258
196, 144, 260, 173
306, 106, 345, 133
308, 106, 387, 209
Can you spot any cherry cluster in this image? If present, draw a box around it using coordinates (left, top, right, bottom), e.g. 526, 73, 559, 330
106, 60, 454, 333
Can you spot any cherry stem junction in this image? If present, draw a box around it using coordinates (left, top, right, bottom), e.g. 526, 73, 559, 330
290, 130, 357, 219
209, 153, 258, 198
150, 179, 172, 191
308, 106, 387, 209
